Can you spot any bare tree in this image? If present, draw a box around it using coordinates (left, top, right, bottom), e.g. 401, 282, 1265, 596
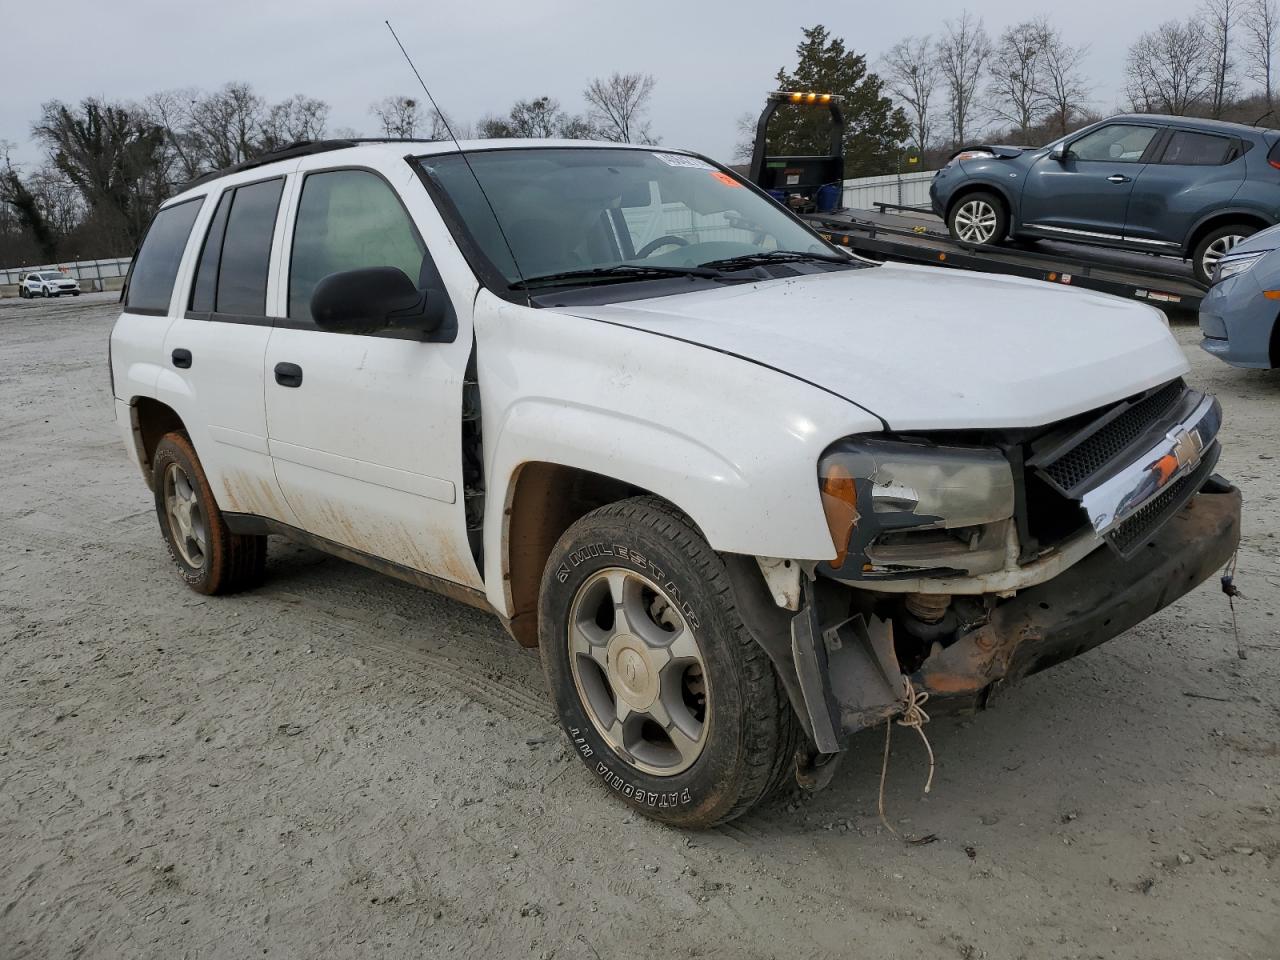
261, 94, 329, 150
937, 12, 992, 145
1243, 0, 1280, 111
583, 72, 657, 143
987, 19, 1050, 141
1201, 0, 1242, 117
882, 36, 940, 153
187, 83, 267, 170
370, 95, 425, 138
1035, 21, 1092, 138
1126, 20, 1216, 114
144, 89, 203, 182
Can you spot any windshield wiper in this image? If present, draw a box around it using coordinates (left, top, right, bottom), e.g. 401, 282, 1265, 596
510, 264, 728, 290
697, 249, 854, 271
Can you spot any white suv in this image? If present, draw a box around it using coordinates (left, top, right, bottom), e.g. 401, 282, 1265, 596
110, 139, 1241, 827
20, 270, 80, 297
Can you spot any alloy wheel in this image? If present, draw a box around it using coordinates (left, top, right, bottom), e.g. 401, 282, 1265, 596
163, 462, 208, 568
953, 199, 999, 244
567, 567, 710, 776
1201, 234, 1247, 279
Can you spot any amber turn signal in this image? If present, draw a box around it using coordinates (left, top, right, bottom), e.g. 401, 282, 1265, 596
819, 465, 858, 569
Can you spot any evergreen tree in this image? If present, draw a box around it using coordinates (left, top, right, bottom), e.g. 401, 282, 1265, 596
769, 26, 910, 177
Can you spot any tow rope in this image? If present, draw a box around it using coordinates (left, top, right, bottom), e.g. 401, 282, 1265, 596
877, 673, 937, 843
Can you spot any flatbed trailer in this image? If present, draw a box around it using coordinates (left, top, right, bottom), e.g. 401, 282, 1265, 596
803, 208, 1207, 315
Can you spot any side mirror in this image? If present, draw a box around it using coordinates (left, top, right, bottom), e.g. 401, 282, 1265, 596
310, 266, 446, 337
1050, 142, 1069, 162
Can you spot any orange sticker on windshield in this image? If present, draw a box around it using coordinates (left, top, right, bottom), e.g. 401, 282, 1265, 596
711, 171, 743, 187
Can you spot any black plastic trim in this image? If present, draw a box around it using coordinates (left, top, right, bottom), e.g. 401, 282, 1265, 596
222, 512, 490, 609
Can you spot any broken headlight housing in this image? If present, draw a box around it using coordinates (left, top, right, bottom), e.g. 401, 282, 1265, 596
818, 438, 1016, 580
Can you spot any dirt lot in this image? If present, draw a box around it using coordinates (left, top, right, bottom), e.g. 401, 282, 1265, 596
2, 291, 1277, 960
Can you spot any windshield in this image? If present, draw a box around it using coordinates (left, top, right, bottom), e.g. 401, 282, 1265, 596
39, 272, 65, 280
417, 148, 836, 287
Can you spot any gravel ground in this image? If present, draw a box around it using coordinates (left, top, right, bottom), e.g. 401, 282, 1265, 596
2, 291, 1277, 960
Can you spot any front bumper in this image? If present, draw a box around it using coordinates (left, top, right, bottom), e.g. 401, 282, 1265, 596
1199, 270, 1278, 369
914, 478, 1240, 699
793, 480, 1241, 751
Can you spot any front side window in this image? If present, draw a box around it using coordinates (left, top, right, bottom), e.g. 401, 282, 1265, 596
418, 148, 835, 287
124, 197, 203, 314
1069, 124, 1159, 163
1160, 131, 1236, 165
288, 169, 427, 320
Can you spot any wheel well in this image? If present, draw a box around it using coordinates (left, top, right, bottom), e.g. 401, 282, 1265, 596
1270, 312, 1280, 368
1187, 214, 1270, 257
503, 462, 661, 648
945, 184, 1010, 223
130, 398, 185, 489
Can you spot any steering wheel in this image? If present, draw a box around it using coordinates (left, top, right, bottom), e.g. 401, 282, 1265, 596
636, 235, 689, 258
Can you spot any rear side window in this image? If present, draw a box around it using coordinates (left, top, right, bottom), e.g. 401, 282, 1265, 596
188, 178, 284, 317
288, 170, 426, 320
125, 197, 203, 314
1160, 131, 1237, 166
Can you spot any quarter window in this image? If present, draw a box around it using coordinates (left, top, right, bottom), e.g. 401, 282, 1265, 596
1068, 124, 1158, 163
124, 197, 203, 314
1160, 131, 1237, 165
288, 170, 427, 320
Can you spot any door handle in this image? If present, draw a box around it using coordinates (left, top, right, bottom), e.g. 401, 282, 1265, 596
171, 348, 192, 369
1107, 174, 1131, 183
274, 362, 303, 388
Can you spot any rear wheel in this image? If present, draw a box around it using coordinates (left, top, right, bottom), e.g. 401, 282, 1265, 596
1193, 224, 1258, 285
539, 496, 799, 828
947, 191, 1008, 245
151, 432, 266, 594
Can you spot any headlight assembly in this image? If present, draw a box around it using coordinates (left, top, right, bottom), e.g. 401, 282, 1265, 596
818, 438, 1016, 579
1214, 251, 1268, 283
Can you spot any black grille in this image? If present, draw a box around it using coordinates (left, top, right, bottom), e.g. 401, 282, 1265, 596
1042, 381, 1185, 492
1107, 452, 1214, 556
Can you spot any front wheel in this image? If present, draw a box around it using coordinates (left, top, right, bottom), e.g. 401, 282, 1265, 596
1193, 224, 1258, 285
947, 191, 1008, 245
539, 496, 799, 828
151, 432, 267, 595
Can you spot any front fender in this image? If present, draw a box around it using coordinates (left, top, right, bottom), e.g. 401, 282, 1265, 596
476, 293, 879, 616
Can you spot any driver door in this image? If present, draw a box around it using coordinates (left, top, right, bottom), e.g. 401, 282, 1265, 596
1020, 122, 1164, 239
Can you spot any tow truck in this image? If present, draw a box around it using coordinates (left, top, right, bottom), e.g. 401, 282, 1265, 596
748, 90, 1207, 314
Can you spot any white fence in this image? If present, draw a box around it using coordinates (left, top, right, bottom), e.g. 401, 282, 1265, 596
841, 169, 937, 211
0, 257, 131, 286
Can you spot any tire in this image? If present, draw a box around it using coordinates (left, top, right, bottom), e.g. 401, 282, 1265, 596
1193, 224, 1258, 285
42, 287, 51, 298
151, 432, 267, 595
539, 496, 799, 828
947, 191, 1008, 245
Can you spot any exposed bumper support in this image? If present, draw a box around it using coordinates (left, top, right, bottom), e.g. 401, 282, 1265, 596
793, 480, 1241, 750
914, 480, 1240, 699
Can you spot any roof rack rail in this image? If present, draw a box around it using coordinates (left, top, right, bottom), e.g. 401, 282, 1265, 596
181, 137, 440, 189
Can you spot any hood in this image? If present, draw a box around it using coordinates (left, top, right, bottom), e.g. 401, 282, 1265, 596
560, 264, 1189, 432
953, 143, 1029, 160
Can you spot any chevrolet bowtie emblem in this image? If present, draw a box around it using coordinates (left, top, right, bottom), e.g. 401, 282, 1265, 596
1170, 427, 1204, 470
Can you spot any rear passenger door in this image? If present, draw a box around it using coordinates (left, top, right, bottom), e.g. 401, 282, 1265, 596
158, 173, 298, 526
1124, 128, 1250, 248
263, 164, 480, 588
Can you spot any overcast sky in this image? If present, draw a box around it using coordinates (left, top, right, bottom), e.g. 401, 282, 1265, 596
2, 0, 1209, 170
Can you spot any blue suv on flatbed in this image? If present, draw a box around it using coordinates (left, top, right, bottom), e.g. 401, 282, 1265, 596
930, 114, 1280, 284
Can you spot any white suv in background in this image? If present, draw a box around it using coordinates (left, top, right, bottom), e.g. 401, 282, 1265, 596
20, 270, 80, 297
109, 139, 1240, 828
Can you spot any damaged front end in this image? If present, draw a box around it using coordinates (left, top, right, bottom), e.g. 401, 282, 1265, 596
753, 379, 1243, 765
